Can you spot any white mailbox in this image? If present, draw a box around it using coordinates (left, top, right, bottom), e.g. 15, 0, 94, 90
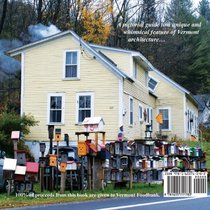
82, 117, 105, 132
3, 158, 17, 171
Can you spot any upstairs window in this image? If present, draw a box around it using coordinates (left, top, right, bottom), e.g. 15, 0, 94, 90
64, 50, 79, 78
148, 77, 158, 91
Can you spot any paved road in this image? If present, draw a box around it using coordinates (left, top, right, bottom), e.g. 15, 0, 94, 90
10, 193, 210, 210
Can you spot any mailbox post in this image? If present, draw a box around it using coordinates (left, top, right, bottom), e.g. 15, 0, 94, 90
55, 128, 61, 192
11, 131, 20, 159
48, 125, 54, 191
39, 142, 46, 192
60, 152, 67, 194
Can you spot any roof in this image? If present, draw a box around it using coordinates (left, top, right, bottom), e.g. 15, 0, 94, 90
151, 68, 190, 95
194, 94, 210, 111
7, 30, 134, 82
82, 117, 105, 125
150, 68, 198, 106
90, 43, 154, 71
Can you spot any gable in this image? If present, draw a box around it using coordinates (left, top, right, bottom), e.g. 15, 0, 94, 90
8, 31, 133, 81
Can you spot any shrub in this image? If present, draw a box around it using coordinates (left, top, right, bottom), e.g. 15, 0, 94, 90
0, 112, 38, 157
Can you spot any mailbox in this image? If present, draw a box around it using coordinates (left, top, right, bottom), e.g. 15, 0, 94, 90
114, 141, 122, 155
40, 143, 46, 153
39, 157, 46, 168
11, 131, 20, 141
109, 143, 115, 155
17, 150, 26, 165
60, 162, 67, 173
55, 128, 61, 141
78, 142, 87, 156
25, 181, 33, 192
122, 171, 130, 181
49, 154, 57, 167
61, 153, 68, 163
48, 125, 54, 139
120, 156, 128, 168
122, 141, 128, 155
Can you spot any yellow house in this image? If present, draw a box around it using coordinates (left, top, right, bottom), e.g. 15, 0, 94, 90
149, 69, 198, 140
8, 30, 198, 144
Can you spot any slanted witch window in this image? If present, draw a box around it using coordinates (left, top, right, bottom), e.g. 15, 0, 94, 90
65, 51, 78, 78
148, 77, 158, 91
76, 92, 94, 123
48, 93, 65, 124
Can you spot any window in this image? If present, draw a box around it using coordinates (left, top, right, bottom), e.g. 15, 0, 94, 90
148, 77, 158, 91
159, 108, 170, 130
139, 104, 143, 121
64, 50, 79, 78
48, 93, 65, 124
76, 92, 94, 123
133, 62, 137, 79
147, 107, 153, 130
129, 97, 134, 125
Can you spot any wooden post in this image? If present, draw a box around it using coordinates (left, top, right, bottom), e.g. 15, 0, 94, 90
60, 172, 66, 194
13, 141, 17, 159
92, 156, 95, 190
88, 157, 91, 190
95, 133, 98, 151
102, 132, 105, 144
129, 161, 133, 190
56, 141, 59, 191
81, 157, 84, 191
40, 151, 44, 192
70, 171, 73, 191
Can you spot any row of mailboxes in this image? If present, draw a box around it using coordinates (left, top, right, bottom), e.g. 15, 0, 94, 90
138, 170, 162, 182
105, 141, 155, 157
41, 154, 70, 173
108, 169, 163, 183
15, 181, 33, 193
110, 156, 129, 169
106, 141, 129, 156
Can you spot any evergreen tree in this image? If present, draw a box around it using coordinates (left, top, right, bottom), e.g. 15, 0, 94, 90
199, 0, 210, 22
187, 19, 210, 94
165, 0, 194, 22
141, 0, 157, 23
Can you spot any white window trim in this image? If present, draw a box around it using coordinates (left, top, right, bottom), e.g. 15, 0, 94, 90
63, 49, 80, 80
76, 92, 94, 124
47, 92, 65, 125
139, 103, 143, 122
129, 96, 134, 126
158, 107, 171, 131
148, 76, 159, 92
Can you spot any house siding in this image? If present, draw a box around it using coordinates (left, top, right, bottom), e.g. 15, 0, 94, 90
23, 35, 120, 141
123, 79, 155, 140
150, 71, 185, 139
95, 49, 132, 76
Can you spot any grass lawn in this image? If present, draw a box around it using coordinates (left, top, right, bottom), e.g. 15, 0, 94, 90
0, 182, 162, 209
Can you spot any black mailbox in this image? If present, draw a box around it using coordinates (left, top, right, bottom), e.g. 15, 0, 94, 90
39, 157, 46, 168
61, 153, 68, 163
17, 151, 26, 165
40, 142, 46, 153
